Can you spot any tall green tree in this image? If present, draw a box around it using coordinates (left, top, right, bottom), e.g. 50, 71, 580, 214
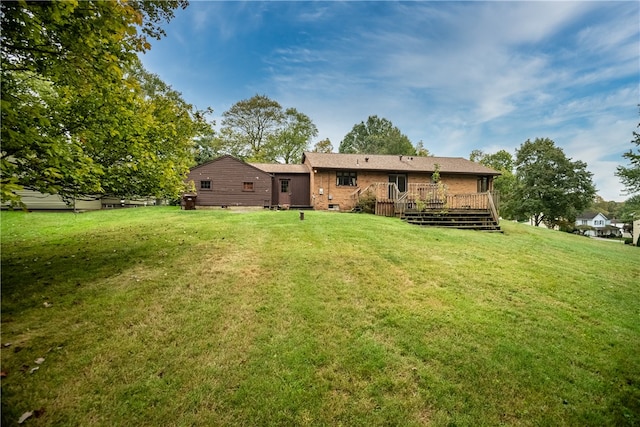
470, 149, 517, 219
1, 0, 192, 205
590, 195, 622, 219
193, 133, 221, 166
512, 138, 596, 227
267, 108, 318, 164
616, 122, 640, 195
96, 62, 212, 199
470, 149, 514, 171
220, 94, 285, 161
193, 128, 249, 165
618, 194, 640, 224
339, 115, 416, 155
415, 141, 431, 157
312, 138, 334, 153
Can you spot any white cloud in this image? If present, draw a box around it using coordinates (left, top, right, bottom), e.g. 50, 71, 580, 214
140, 1, 638, 201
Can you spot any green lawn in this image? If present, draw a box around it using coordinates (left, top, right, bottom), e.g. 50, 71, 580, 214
1, 207, 639, 426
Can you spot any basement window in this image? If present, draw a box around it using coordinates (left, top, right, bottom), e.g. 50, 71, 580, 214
336, 171, 357, 186
243, 182, 254, 192
200, 180, 211, 190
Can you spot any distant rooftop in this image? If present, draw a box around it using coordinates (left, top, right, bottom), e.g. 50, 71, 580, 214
576, 211, 608, 220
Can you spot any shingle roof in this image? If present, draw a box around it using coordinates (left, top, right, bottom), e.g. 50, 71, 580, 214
302, 152, 500, 175
576, 211, 608, 221
190, 155, 272, 176
250, 163, 310, 174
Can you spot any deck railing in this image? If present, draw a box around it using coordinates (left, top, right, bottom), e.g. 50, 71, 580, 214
353, 182, 499, 222
351, 182, 400, 203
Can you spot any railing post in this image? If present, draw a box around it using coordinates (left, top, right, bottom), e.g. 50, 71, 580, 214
487, 192, 499, 224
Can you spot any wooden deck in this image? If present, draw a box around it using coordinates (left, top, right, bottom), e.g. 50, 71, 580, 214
354, 183, 500, 231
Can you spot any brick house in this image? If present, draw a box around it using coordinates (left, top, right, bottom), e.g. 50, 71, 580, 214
302, 152, 499, 211
184, 153, 501, 227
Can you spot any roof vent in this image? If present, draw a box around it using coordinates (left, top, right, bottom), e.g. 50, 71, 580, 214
399, 155, 403, 160
365, 157, 369, 162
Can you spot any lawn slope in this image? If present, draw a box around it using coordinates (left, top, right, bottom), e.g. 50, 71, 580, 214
1, 207, 639, 426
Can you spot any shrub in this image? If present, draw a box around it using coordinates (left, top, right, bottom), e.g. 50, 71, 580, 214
356, 190, 377, 214
558, 219, 577, 233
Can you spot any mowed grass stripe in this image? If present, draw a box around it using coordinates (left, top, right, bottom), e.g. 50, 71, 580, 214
1, 207, 638, 426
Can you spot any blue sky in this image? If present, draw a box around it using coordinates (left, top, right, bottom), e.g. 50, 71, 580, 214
140, 1, 639, 202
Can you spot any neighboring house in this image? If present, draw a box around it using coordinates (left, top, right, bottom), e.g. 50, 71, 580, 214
634, 220, 640, 246
2, 190, 102, 211
302, 152, 499, 211
575, 212, 621, 237
2, 190, 158, 211
610, 218, 632, 239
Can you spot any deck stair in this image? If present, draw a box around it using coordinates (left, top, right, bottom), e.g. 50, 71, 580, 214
400, 209, 501, 232
356, 183, 501, 231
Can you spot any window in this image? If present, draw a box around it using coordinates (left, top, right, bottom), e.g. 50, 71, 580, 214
336, 171, 357, 186
200, 180, 211, 190
243, 182, 254, 192
280, 179, 289, 193
581, 220, 588, 225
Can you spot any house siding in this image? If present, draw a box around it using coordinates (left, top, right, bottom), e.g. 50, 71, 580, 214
270, 173, 310, 206
2, 190, 102, 211
186, 156, 272, 207
575, 212, 615, 237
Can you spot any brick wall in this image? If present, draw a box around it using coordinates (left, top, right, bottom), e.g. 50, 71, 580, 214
308, 169, 486, 211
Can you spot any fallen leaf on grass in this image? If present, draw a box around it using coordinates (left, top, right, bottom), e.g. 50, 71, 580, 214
18, 411, 33, 424
35, 357, 45, 364
43, 302, 53, 308
30, 367, 39, 374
